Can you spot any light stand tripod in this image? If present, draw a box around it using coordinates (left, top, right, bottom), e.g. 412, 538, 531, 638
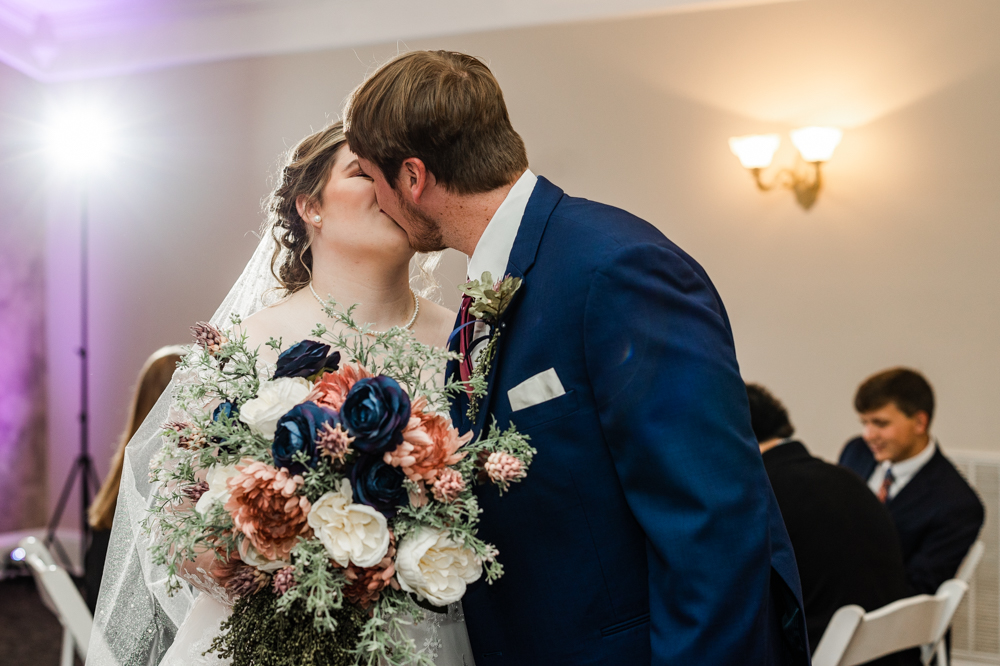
46, 181, 101, 574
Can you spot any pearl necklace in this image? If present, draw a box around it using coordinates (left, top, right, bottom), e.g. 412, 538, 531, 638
308, 283, 419, 335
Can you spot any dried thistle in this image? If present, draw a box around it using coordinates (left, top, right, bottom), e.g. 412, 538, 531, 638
225, 564, 270, 599
191, 321, 228, 355
316, 422, 354, 465
482, 451, 525, 492
432, 468, 465, 503
183, 480, 209, 502
271, 566, 297, 596
165, 421, 206, 449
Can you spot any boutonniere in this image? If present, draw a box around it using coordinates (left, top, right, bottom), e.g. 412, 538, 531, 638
457, 271, 523, 421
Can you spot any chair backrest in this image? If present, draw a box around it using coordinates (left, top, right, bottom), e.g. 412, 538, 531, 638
812, 579, 968, 666
956, 541, 985, 583
19, 536, 93, 660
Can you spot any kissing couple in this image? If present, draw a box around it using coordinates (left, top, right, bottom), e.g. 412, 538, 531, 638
92, 50, 809, 666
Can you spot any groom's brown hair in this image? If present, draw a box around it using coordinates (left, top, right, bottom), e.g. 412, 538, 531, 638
344, 50, 528, 195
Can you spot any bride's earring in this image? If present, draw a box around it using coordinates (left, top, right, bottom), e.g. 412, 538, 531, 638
313, 215, 321, 223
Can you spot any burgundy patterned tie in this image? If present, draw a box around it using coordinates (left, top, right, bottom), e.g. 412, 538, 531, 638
877, 467, 895, 504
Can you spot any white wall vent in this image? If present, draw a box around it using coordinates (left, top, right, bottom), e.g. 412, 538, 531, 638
950, 449, 999, 664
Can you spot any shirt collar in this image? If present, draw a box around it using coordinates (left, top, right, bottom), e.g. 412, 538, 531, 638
882, 438, 937, 483
467, 169, 537, 281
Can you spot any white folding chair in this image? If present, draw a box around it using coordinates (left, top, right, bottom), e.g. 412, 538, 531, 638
812, 579, 967, 666
19, 536, 93, 666
955, 540, 985, 584
918, 540, 987, 664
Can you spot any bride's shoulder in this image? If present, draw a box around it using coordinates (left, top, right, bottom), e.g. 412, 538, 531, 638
239, 293, 303, 359
416, 297, 457, 349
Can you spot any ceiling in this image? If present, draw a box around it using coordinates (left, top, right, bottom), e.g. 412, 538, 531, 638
0, 0, 797, 82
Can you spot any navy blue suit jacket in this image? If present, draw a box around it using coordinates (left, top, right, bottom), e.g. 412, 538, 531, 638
839, 438, 984, 595
449, 177, 808, 665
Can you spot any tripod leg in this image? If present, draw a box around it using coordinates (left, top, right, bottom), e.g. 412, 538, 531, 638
46, 458, 85, 570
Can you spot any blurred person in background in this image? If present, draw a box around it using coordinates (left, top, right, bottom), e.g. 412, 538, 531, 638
747, 383, 917, 664
839, 368, 983, 596
85, 345, 185, 613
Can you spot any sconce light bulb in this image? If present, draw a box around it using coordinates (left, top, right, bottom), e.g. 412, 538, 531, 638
728, 134, 781, 169
790, 127, 842, 163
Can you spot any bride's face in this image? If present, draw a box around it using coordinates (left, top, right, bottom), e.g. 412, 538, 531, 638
307, 146, 413, 262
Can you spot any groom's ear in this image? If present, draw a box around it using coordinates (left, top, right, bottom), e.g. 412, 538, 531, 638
399, 157, 435, 205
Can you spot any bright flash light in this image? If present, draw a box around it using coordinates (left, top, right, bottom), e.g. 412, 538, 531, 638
10, 547, 26, 562
44, 104, 117, 172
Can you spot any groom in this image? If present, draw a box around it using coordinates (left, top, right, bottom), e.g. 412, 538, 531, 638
345, 51, 808, 665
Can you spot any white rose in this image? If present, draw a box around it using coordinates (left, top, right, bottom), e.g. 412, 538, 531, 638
307, 479, 390, 568
239, 538, 290, 572
194, 463, 241, 515
238, 377, 311, 440
395, 527, 482, 607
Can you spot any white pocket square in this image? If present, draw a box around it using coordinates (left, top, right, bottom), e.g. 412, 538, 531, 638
508, 368, 566, 412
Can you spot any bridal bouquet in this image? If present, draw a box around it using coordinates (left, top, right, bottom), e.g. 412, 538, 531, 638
146, 300, 533, 666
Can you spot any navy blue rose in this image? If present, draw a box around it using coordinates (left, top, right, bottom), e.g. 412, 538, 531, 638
341, 376, 411, 455
272, 402, 336, 474
211, 401, 240, 452
274, 340, 341, 379
213, 401, 238, 422
350, 454, 408, 518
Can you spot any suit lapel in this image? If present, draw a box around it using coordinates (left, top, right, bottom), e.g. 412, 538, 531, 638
469, 177, 564, 436
888, 448, 944, 510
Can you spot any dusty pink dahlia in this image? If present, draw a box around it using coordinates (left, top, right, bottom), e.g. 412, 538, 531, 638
343, 534, 400, 610
384, 398, 469, 486
306, 363, 373, 410
224, 460, 312, 561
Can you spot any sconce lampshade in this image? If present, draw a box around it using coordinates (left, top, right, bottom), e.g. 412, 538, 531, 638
728, 134, 781, 169
790, 127, 842, 163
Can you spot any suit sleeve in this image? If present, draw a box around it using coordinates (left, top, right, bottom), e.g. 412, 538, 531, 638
583, 243, 780, 663
906, 494, 984, 594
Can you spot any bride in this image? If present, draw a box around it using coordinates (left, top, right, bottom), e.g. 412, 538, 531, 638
88, 121, 475, 666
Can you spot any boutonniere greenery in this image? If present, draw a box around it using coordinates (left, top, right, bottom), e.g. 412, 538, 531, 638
458, 271, 523, 421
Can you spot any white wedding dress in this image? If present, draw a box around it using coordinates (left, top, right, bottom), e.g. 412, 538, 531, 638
160, 591, 475, 666
88, 232, 475, 666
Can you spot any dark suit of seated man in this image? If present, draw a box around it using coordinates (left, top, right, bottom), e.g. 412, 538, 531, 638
747, 383, 917, 665
838, 368, 983, 597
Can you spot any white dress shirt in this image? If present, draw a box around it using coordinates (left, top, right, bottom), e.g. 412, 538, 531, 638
467, 169, 538, 282
465, 169, 537, 361
868, 439, 937, 501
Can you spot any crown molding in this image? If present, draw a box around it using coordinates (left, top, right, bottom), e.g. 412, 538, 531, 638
0, 0, 793, 82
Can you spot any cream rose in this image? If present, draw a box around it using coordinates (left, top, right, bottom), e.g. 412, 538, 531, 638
307, 479, 390, 568
239, 537, 291, 572
194, 463, 241, 515
395, 526, 482, 607
238, 377, 311, 440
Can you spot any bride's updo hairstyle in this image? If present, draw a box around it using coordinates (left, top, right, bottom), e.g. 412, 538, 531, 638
265, 121, 347, 294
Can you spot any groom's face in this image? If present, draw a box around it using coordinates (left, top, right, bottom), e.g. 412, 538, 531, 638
359, 157, 446, 253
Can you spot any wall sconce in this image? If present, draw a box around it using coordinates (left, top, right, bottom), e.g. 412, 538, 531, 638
729, 127, 842, 210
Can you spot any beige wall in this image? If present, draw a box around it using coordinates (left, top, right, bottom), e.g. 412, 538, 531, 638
38, 0, 1000, 526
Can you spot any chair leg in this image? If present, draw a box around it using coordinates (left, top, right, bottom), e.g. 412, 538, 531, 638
936, 641, 948, 666
61, 626, 74, 666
